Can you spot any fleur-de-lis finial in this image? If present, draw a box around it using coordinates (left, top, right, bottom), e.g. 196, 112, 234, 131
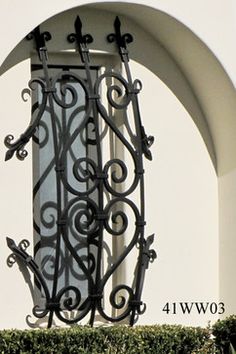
26, 26, 51, 60
67, 16, 93, 63
107, 16, 133, 61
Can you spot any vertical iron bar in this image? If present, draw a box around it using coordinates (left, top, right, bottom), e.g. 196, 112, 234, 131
39, 48, 63, 328
69, 17, 104, 326
107, 16, 147, 325
61, 74, 70, 296
83, 45, 104, 329
124, 59, 146, 326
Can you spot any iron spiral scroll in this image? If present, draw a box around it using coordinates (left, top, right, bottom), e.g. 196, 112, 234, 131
5, 16, 156, 328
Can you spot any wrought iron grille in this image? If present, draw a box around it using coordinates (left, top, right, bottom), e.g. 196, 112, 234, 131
5, 16, 156, 328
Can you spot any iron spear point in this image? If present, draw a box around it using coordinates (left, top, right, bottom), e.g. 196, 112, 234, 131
6, 237, 16, 250
74, 16, 83, 44
5, 150, 14, 161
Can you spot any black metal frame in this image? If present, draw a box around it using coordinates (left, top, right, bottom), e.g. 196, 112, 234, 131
5, 16, 156, 328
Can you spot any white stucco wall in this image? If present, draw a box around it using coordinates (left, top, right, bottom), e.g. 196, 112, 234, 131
131, 61, 218, 326
0, 0, 235, 329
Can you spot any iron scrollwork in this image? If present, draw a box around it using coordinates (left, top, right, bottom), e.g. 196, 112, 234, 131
5, 16, 156, 328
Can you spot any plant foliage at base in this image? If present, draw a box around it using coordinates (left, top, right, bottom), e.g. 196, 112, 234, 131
0, 324, 211, 354
212, 315, 236, 354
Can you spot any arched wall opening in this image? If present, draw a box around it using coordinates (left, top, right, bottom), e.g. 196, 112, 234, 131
0, 1, 235, 328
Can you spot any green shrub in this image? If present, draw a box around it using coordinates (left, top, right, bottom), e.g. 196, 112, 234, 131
212, 315, 236, 353
0, 324, 211, 354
